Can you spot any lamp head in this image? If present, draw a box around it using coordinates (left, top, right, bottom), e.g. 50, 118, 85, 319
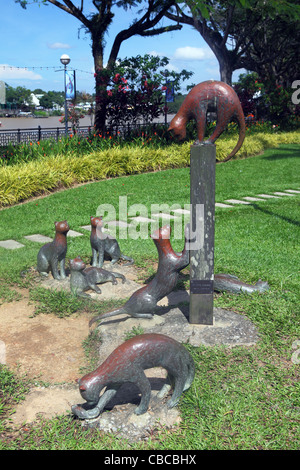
60, 54, 70, 66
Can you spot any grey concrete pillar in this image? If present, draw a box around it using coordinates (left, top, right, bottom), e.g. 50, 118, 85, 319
189, 143, 216, 325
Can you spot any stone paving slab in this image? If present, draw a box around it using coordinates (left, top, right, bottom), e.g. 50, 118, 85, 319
273, 192, 295, 196
106, 220, 131, 227
80, 225, 91, 231
24, 234, 53, 243
80, 224, 110, 233
130, 216, 156, 223
215, 202, 233, 208
284, 189, 300, 194
151, 213, 180, 219
0, 240, 25, 249
243, 196, 266, 202
225, 199, 251, 205
67, 230, 83, 237
171, 208, 191, 214
257, 194, 280, 198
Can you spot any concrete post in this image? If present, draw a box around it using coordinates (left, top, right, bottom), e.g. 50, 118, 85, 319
189, 143, 216, 325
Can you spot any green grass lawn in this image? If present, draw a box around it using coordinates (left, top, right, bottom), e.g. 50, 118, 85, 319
0, 143, 299, 450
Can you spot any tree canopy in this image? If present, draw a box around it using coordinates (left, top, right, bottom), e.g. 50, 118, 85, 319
16, 0, 183, 130
166, 0, 300, 84
16, 0, 300, 127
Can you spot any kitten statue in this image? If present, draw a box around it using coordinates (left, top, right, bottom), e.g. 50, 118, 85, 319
90, 216, 134, 268
70, 256, 126, 298
37, 220, 69, 280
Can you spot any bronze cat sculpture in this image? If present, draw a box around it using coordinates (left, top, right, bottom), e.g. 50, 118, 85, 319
89, 224, 191, 325
71, 333, 195, 419
36, 220, 69, 280
69, 257, 126, 298
168, 80, 246, 162
90, 216, 134, 268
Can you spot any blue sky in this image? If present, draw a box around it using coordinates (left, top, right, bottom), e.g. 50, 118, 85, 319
1, 1, 244, 95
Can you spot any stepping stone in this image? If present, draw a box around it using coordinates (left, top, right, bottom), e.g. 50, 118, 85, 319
215, 202, 234, 208
257, 194, 280, 199
106, 220, 131, 228
171, 208, 191, 215
225, 199, 251, 205
67, 230, 83, 237
80, 224, 112, 233
273, 192, 295, 196
151, 213, 179, 219
243, 197, 266, 202
130, 216, 155, 223
0, 240, 25, 250
24, 234, 53, 243
284, 189, 300, 194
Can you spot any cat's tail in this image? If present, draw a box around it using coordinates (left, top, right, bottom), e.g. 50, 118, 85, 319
89, 307, 127, 327
222, 103, 246, 162
184, 354, 196, 391
120, 253, 134, 266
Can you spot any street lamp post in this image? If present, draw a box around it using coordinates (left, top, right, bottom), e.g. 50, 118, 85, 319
60, 54, 71, 136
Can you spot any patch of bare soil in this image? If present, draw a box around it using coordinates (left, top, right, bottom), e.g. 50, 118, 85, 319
0, 263, 147, 384
0, 265, 157, 428
0, 288, 90, 384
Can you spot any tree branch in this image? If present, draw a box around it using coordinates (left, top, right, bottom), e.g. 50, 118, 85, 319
220, 4, 235, 48
139, 24, 182, 36
107, 0, 177, 68
47, 0, 91, 28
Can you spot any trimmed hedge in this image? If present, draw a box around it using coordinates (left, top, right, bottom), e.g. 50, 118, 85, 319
0, 132, 299, 207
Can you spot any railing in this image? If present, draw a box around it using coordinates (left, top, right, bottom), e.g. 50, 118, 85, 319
0, 122, 167, 147
0, 125, 91, 147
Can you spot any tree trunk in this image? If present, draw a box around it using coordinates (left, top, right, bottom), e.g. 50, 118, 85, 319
218, 57, 233, 85
92, 35, 109, 134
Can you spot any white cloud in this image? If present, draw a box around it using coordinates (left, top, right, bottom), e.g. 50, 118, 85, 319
173, 47, 214, 61
0, 64, 42, 80
48, 42, 71, 50
148, 50, 164, 57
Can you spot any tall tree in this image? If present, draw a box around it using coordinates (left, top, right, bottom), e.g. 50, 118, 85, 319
233, 2, 300, 87
6, 84, 33, 110
16, 0, 182, 131
165, 0, 300, 85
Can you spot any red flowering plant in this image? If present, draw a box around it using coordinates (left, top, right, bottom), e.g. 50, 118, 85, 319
95, 54, 193, 128
234, 72, 298, 128
233, 72, 265, 118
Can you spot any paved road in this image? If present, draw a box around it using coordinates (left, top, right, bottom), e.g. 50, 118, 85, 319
0, 115, 94, 130
0, 114, 174, 130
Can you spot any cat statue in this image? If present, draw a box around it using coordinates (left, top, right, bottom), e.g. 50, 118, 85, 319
168, 80, 246, 162
69, 256, 126, 298
36, 220, 69, 280
72, 333, 195, 419
90, 216, 134, 268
